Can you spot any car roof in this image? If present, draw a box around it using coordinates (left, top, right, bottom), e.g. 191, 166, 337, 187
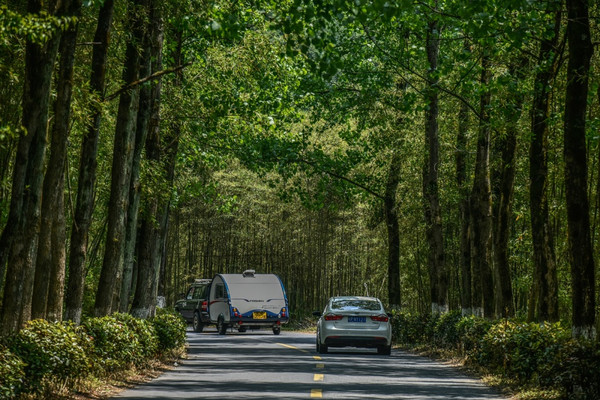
329, 296, 381, 302
327, 296, 381, 303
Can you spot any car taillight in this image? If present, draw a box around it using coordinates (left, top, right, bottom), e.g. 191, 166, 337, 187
324, 314, 343, 321
232, 307, 240, 317
201, 301, 207, 311
371, 315, 389, 322
281, 307, 287, 318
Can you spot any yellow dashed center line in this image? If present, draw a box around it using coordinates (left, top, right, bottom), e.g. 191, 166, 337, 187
275, 342, 324, 397
277, 343, 309, 353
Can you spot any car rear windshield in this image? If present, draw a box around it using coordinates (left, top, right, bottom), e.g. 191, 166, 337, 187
331, 299, 381, 311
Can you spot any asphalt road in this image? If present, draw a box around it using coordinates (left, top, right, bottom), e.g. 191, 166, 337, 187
115, 328, 507, 399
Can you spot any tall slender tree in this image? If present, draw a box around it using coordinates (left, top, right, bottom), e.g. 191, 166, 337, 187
65, 0, 116, 324
529, 4, 562, 323
384, 151, 402, 308
0, 0, 62, 335
423, 12, 447, 314
470, 53, 494, 318
492, 57, 526, 319
564, 0, 596, 338
32, 0, 82, 322
131, 0, 166, 318
95, 0, 149, 316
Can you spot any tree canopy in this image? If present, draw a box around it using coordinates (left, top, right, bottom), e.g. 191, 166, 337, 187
0, 0, 598, 340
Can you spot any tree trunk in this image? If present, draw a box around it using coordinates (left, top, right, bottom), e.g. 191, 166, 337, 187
119, 24, 153, 313
456, 58, 472, 316
423, 16, 447, 314
32, 0, 82, 322
530, 6, 561, 323
384, 151, 402, 308
564, 0, 596, 339
0, 0, 61, 335
65, 0, 115, 324
130, 0, 165, 318
470, 53, 494, 318
95, 0, 148, 316
492, 58, 526, 318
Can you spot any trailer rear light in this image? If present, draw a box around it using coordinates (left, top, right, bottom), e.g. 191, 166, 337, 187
324, 314, 343, 321
281, 307, 287, 318
370, 315, 389, 322
232, 307, 240, 318
201, 301, 208, 312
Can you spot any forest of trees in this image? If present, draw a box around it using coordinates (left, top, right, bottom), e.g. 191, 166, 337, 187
0, 0, 598, 340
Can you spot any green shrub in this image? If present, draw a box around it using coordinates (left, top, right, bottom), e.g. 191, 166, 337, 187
0, 345, 25, 398
391, 311, 432, 345
433, 310, 463, 349
456, 315, 493, 357
7, 319, 91, 391
477, 320, 570, 382
544, 339, 600, 399
112, 313, 159, 364
151, 309, 187, 352
82, 315, 140, 373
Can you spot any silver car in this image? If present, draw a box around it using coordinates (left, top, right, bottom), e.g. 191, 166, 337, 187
313, 296, 392, 355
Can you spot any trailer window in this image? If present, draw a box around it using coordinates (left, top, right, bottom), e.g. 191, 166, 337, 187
215, 283, 225, 299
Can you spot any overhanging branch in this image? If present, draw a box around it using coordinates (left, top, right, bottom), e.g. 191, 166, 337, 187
105, 61, 193, 102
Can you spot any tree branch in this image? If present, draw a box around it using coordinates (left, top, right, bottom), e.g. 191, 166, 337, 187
294, 158, 385, 201
105, 61, 192, 102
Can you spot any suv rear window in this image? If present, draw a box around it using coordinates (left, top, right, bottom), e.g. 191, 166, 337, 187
331, 299, 381, 311
192, 285, 208, 299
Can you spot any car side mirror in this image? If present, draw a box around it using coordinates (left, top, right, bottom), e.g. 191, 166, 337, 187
312, 311, 322, 317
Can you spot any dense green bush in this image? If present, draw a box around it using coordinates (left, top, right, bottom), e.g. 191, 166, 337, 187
0, 345, 25, 398
113, 313, 159, 365
7, 319, 91, 391
477, 321, 570, 381
151, 309, 187, 352
433, 310, 463, 349
82, 315, 140, 373
455, 315, 493, 356
391, 311, 600, 399
545, 339, 600, 400
390, 311, 431, 345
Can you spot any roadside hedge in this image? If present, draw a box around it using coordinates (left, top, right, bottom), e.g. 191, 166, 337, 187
6, 319, 91, 392
0, 345, 25, 398
0, 310, 187, 398
390, 311, 600, 400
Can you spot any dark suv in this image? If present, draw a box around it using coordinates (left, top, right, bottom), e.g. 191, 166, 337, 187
174, 279, 212, 332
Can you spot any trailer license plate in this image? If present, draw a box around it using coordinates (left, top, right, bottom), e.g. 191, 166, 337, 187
253, 312, 267, 319
348, 316, 366, 323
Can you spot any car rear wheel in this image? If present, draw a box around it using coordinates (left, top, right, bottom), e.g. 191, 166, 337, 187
272, 326, 281, 335
318, 337, 328, 354
238, 326, 248, 332
377, 345, 391, 355
193, 311, 204, 332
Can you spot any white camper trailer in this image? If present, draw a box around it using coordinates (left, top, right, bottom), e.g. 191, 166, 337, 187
208, 270, 289, 335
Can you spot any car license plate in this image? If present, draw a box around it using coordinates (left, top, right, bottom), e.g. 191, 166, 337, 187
348, 316, 366, 323
253, 312, 267, 319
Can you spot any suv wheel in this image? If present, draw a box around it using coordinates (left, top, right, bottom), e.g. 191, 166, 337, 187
193, 311, 204, 332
